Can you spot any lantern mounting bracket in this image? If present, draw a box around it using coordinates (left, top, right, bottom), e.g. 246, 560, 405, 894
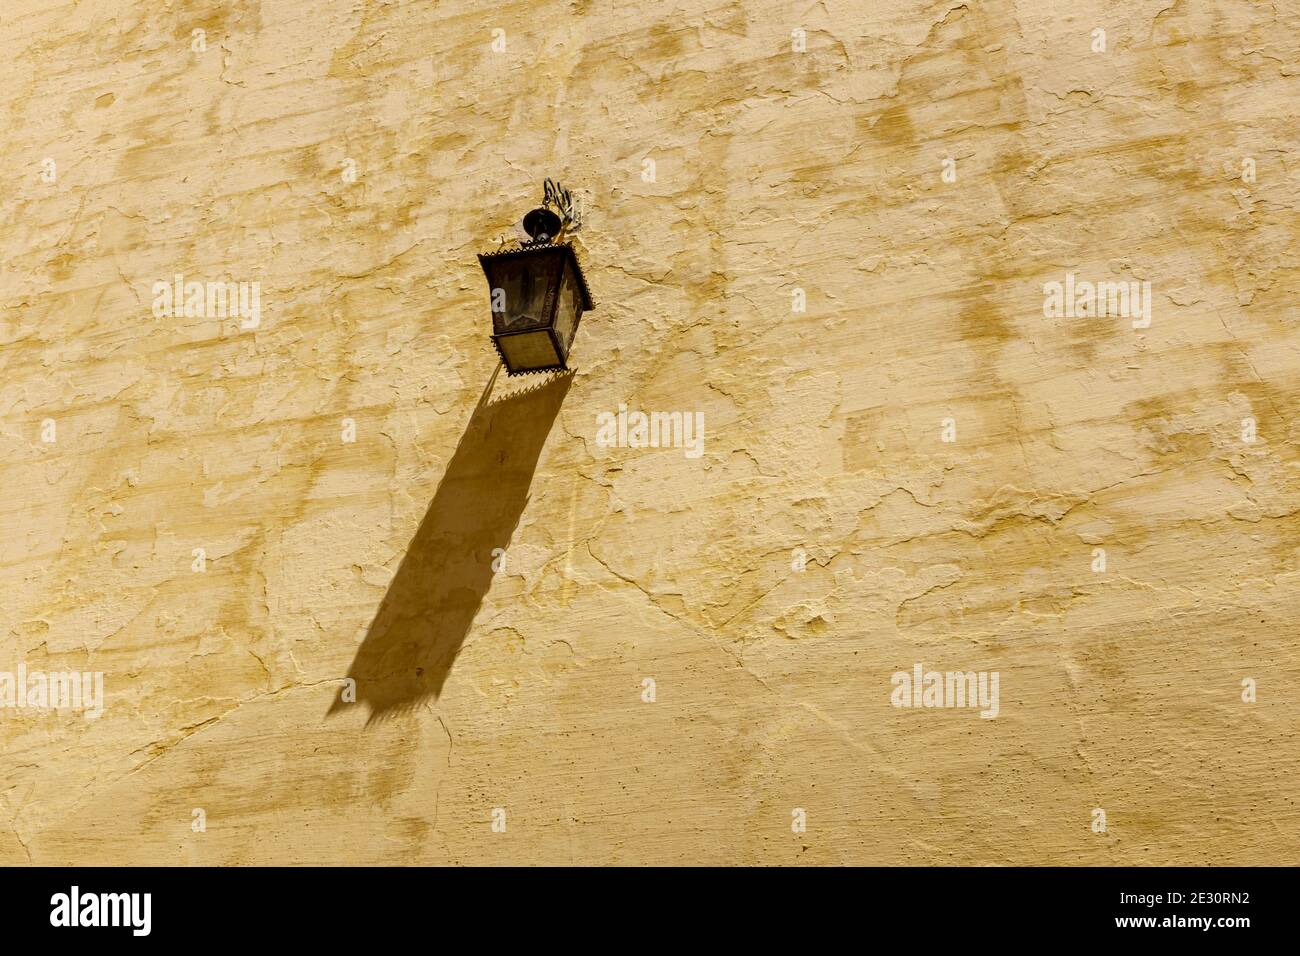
520, 178, 581, 244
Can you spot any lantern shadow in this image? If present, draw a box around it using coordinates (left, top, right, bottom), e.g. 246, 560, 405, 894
330, 366, 573, 724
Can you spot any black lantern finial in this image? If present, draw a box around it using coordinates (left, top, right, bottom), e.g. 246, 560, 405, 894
478, 180, 594, 376
522, 207, 562, 243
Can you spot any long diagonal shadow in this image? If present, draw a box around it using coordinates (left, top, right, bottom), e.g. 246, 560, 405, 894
331, 367, 573, 723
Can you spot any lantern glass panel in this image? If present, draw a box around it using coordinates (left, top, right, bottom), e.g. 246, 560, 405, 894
487, 254, 559, 334
552, 259, 583, 357
497, 330, 561, 372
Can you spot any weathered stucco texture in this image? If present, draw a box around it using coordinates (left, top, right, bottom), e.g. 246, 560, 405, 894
2, 0, 1298, 865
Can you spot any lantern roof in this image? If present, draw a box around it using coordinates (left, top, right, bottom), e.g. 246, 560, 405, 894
477, 241, 596, 312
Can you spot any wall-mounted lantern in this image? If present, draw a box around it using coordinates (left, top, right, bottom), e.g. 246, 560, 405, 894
479, 180, 594, 375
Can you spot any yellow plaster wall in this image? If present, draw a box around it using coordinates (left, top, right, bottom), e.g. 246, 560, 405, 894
1, 0, 1297, 864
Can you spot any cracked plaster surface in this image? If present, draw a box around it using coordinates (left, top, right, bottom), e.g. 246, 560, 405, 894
0, 0, 1297, 864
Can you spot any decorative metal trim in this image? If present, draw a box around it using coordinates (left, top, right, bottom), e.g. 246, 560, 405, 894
484, 366, 576, 404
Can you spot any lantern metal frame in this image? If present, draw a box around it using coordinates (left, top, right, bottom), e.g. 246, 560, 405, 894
478, 239, 595, 376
